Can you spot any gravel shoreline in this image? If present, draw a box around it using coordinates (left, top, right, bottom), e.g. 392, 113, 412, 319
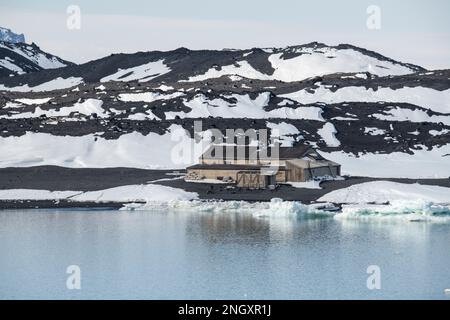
0, 166, 449, 210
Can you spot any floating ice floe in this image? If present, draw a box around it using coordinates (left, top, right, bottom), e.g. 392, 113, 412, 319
121, 198, 333, 219
318, 181, 450, 221
337, 200, 450, 222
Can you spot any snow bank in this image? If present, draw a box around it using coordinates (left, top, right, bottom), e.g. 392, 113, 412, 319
71, 184, 198, 203
319, 181, 450, 204
0, 189, 80, 200
319, 144, 450, 178
0, 124, 209, 169
0, 184, 197, 203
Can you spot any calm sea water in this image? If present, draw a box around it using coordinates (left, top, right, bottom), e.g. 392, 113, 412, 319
0, 208, 449, 300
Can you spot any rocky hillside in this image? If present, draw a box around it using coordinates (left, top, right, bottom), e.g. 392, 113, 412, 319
0, 41, 73, 77
0, 42, 448, 178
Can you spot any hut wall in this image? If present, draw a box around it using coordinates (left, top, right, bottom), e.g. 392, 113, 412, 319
236, 172, 271, 189
187, 168, 239, 181
286, 160, 341, 182
187, 167, 286, 184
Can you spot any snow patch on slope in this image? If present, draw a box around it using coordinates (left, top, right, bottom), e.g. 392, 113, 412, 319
0, 125, 210, 169
318, 122, 340, 147
185, 61, 270, 82
319, 144, 450, 178
101, 60, 171, 83
15, 97, 52, 105
267, 121, 300, 146
373, 107, 450, 126
184, 47, 417, 83
0, 99, 106, 119
282, 86, 450, 114
165, 92, 324, 121
271, 48, 415, 81
0, 57, 25, 74
0, 77, 83, 92
118, 91, 184, 102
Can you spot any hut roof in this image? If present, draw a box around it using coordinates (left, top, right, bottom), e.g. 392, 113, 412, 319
201, 144, 318, 160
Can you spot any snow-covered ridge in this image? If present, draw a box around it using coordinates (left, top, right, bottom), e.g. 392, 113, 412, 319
0, 27, 25, 44
0, 42, 67, 69
0, 41, 72, 78
186, 46, 419, 83
0, 42, 425, 89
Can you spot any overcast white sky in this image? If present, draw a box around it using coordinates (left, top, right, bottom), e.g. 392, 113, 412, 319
0, 0, 449, 69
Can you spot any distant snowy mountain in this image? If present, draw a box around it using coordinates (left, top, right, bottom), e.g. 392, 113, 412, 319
0, 42, 424, 89
0, 41, 73, 77
0, 42, 448, 179
0, 27, 25, 44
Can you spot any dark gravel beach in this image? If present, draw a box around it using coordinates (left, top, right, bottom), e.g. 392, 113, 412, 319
0, 166, 449, 209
